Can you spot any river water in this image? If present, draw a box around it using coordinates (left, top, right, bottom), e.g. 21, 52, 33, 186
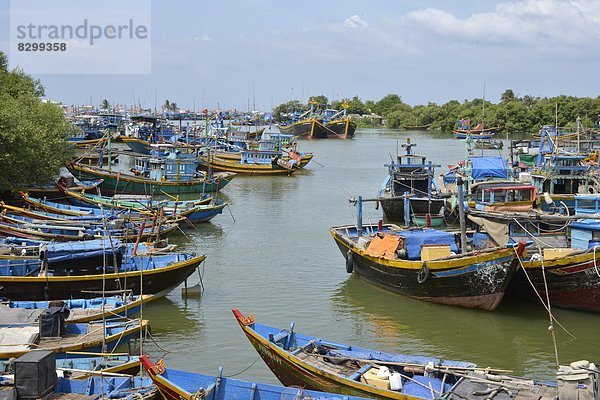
139, 128, 600, 382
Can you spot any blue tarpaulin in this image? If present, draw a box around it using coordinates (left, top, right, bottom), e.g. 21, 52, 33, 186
471, 156, 508, 180
396, 229, 458, 260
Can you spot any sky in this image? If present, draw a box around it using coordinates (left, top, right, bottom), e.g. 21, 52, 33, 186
1, 0, 600, 111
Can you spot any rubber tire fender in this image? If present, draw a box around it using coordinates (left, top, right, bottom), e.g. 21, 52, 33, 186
417, 262, 430, 284
346, 250, 354, 273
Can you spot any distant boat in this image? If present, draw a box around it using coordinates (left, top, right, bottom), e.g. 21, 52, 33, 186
402, 123, 431, 131
68, 156, 235, 195
321, 105, 356, 139
377, 139, 446, 223
278, 101, 328, 139
473, 138, 503, 149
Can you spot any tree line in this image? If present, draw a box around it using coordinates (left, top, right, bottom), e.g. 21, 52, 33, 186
0, 51, 73, 193
274, 90, 600, 134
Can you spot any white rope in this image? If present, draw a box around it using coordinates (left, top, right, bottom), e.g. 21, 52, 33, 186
594, 245, 600, 278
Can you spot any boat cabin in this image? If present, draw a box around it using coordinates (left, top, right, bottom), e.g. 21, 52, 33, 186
469, 181, 536, 212
575, 194, 600, 215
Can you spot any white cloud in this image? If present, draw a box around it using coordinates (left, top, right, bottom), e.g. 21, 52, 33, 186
193, 35, 212, 42
344, 15, 368, 29
403, 0, 600, 47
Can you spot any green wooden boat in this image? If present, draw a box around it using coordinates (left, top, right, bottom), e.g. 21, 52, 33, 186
411, 213, 445, 227
68, 163, 235, 195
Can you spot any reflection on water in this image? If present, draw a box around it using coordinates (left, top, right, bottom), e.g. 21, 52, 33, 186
138, 129, 600, 383
331, 275, 600, 379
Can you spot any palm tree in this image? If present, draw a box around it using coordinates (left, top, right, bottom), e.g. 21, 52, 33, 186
100, 99, 110, 110
163, 99, 171, 112
170, 102, 178, 112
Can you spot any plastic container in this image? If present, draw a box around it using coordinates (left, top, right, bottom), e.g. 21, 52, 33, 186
588, 240, 600, 249
377, 366, 391, 380
389, 373, 403, 391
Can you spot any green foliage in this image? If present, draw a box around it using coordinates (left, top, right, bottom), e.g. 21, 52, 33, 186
100, 99, 110, 110
0, 51, 73, 192
273, 100, 307, 122
308, 95, 328, 110
274, 90, 600, 135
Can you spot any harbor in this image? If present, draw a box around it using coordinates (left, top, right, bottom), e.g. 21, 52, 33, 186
3, 1, 600, 398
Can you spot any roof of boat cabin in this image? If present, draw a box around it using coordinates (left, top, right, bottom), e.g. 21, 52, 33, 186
470, 181, 535, 191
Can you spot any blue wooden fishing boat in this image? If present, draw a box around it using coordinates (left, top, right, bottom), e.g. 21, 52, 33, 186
232, 309, 580, 400
1, 354, 141, 378
376, 139, 446, 224
0, 212, 179, 242
54, 375, 155, 398
140, 356, 370, 400
1, 294, 154, 323
0, 319, 147, 360
20, 192, 118, 217
0, 252, 205, 300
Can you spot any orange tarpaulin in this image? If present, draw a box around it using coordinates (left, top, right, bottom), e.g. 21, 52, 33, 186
365, 234, 401, 260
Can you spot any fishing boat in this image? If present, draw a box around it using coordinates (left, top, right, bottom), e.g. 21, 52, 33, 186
20, 192, 117, 217
330, 222, 523, 310
68, 152, 235, 195
54, 375, 155, 399
473, 139, 503, 149
0, 253, 205, 300
232, 309, 594, 400
279, 101, 328, 139
56, 355, 142, 378
61, 188, 225, 223
141, 356, 370, 400
1, 294, 154, 324
376, 139, 446, 224
322, 105, 356, 139
199, 139, 301, 175
0, 237, 124, 273
0, 213, 179, 242
410, 213, 445, 227
402, 123, 431, 131
0, 354, 142, 378
505, 195, 600, 312
1, 202, 120, 223
22, 177, 103, 200
453, 119, 500, 139
0, 318, 147, 360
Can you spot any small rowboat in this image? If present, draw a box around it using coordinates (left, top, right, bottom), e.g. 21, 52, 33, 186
411, 213, 445, 227
140, 355, 370, 400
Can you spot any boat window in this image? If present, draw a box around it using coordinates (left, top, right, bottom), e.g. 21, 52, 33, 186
493, 191, 506, 203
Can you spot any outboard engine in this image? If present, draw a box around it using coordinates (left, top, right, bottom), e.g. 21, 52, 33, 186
557, 360, 600, 400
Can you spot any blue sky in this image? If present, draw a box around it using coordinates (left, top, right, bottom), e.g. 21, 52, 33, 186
1, 0, 599, 110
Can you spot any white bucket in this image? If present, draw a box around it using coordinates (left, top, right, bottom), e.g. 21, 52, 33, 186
389, 373, 403, 391
377, 366, 391, 379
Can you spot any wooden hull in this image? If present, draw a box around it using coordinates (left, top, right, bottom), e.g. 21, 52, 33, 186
0, 320, 147, 360
232, 310, 421, 400
330, 228, 517, 310
122, 137, 152, 154
325, 119, 356, 139
453, 130, 497, 140
279, 119, 327, 139
411, 213, 445, 227
199, 157, 299, 175
379, 197, 445, 222
511, 249, 600, 312
68, 163, 234, 194
0, 255, 204, 300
